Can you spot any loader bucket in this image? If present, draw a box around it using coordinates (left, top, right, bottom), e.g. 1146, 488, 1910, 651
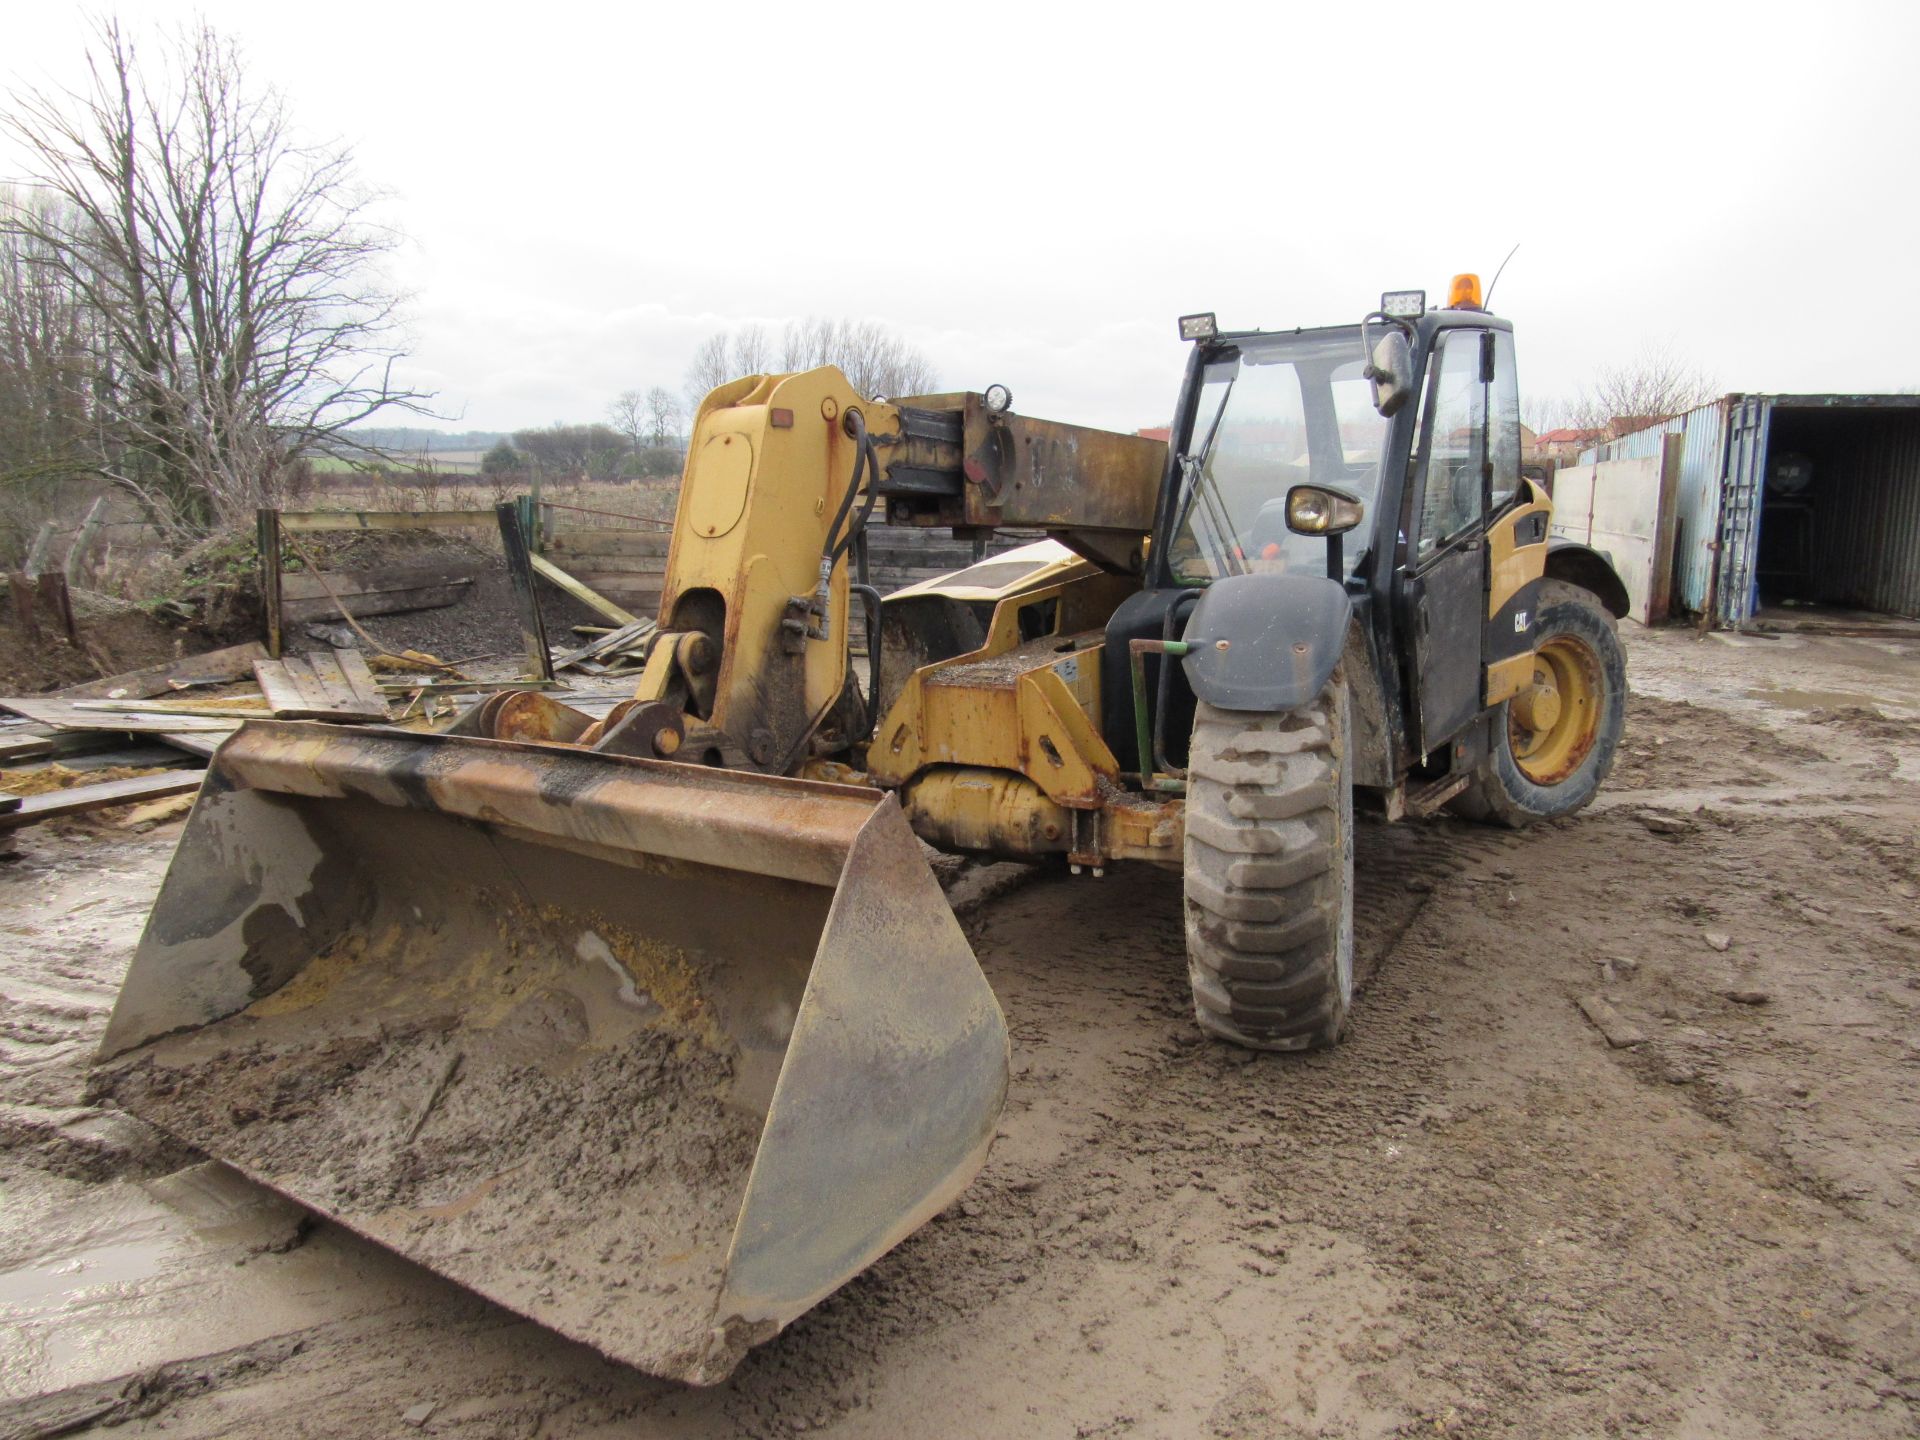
93, 721, 1008, 1385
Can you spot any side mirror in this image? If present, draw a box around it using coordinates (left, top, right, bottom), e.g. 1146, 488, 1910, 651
1364, 330, 1413, 417
1286, 485, 1365, 536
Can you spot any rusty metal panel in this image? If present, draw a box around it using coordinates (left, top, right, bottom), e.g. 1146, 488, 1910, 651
960, 397, 1166, 533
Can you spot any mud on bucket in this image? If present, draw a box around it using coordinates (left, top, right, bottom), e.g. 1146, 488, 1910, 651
93, 722, 1009, 1384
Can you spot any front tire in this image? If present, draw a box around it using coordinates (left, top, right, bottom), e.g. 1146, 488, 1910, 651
1182, 678, 1354, 1051
1450, 581, 1626, 828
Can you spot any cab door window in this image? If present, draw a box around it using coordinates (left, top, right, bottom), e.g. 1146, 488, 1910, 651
1411, 330, 1488, 559
1488, 330, 1522, 513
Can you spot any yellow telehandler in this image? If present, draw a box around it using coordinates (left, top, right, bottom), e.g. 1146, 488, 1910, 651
93, 276, 1628, 1382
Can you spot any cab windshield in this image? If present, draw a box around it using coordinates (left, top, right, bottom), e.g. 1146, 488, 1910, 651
1164, 327, 1387, 583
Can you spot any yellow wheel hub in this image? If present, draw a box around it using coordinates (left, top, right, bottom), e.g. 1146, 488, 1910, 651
1508, 635, 1602, 785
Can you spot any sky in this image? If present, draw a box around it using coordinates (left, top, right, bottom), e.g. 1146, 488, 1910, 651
5, 2, 1918, 436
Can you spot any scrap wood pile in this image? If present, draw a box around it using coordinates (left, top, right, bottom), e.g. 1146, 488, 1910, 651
0, 640, 466, 839
0, 503, 671, 840
551, 616, 657, 677
0, 628, 654, 841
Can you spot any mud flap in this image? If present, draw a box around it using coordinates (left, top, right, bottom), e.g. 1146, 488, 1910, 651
94, 721, 1008, 1385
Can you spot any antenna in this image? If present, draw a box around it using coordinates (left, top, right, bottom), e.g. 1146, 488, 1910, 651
1483, 242, 1521, 309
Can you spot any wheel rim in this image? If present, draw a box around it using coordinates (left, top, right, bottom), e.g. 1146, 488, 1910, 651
1508, 635, 1603, 785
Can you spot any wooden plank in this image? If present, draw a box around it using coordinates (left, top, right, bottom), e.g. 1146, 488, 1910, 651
545, 535, 674, 557
567, 586, 662, 610
57, 641, 269, 701
0, 730, 140, 763
74, 700, 272, 719
257, 509, 283, 658
496, 503, 554, 680
261, 657, 331, 715
254, 663, 307, 716
528, 552, 639, 626
306, 649, 348, 699
281, 580, 471, 625
251, 657, 388, 722
334, 650, 385, 710
280, 509, 497, 533
157, 731, 225, 759
0, 697, 239, 734
0, 770, 205, 830
540, 555, 669, 576
2, 741, 193, 774
552, 618, 655, 673
280, 561, 483, 601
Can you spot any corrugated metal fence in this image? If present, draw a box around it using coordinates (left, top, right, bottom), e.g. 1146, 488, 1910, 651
1580, 401, 1738, 622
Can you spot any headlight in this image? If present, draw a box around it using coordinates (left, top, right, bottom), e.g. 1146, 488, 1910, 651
1285, 485, 1366, 536
1178, 312, 1218, 341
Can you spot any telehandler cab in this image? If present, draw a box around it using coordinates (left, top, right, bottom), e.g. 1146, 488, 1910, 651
95, 275, 1628, 1382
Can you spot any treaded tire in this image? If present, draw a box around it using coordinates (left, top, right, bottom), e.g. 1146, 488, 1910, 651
1449, 581, 1626, 828
1183, 676, 1354, 1052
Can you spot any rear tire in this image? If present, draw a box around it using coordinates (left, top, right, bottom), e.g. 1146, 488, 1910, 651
1449, 581, 1626, 828
1183, 678, 1353, 1051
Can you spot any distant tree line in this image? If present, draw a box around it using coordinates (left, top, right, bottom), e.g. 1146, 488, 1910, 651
481, 420, 682, 482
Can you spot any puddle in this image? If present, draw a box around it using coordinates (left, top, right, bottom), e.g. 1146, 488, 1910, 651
1746, 686, 1883, 711
0, 1230, 179, 1314
0, 1163, 453, 1403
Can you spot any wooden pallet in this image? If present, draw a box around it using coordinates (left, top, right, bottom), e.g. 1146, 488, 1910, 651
253, 652, 390, 722
0, 770, 204, 829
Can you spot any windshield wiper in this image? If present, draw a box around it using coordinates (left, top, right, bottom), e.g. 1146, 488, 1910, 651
1170, 381, 1244, 577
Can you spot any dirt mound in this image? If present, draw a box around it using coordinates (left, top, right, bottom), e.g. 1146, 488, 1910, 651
0, 607, 197, 694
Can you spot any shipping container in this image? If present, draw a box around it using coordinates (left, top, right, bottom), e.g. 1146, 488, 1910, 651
1581, 395, 1920, 625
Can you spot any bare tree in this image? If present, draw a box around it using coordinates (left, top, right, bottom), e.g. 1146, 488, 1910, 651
1566, 342, 1719, 438
0, 21, 428, 537
683, 332, 731, 412
685, 316, 938, 412
0, 190, 106, 518
607, 388, 645, 454
731, 322, 771, 376
778, 316, 938, 399
643, 385, 680, 448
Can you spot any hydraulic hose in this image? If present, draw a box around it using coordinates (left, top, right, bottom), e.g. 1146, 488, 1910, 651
811, 408, 879, 643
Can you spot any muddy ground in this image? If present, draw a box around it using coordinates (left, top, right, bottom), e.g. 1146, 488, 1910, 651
1, 623, 1916, 1438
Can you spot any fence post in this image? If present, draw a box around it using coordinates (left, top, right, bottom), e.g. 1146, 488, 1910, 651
8, 574, 40, 644
23, 521, 56, 574
36, 573, 77, 643
526, 472, 543, 549
256, 508, 284, 659
516, 493, 539, 554
65, 496, 108, 584
496, 501, 553, 680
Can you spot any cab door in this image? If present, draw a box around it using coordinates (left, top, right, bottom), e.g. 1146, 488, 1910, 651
1400, 328, 1492, 754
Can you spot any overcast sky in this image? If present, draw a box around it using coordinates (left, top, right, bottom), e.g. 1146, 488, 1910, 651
7, 3, 1917, 435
